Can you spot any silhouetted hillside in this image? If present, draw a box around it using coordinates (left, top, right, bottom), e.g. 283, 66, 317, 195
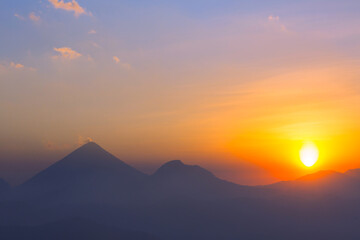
144, 160, 259, 201
153, 160, 215, 179
345, 168, 360, 180
268, 170, 360, 199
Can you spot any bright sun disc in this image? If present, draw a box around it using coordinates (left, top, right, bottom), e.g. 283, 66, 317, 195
300, 142, 319, 167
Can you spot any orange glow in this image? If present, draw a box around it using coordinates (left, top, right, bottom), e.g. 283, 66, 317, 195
219, 65, 360, 182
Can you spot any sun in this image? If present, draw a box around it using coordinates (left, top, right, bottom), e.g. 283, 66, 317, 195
299, 142, 319, 167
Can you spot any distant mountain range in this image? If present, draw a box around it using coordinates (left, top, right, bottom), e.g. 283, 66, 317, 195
13, 142, 262, 205
1, 142, 360, 240
269, 169, 360, 199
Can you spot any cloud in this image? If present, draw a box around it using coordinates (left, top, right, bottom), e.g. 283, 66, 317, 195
267, 15, 287, 32
113, 56, 132, 70
29, 12, 41, 22
11, 62, 36, 71
268, 15, 280, 21
12, 62, 37, 71
77, 136, 94, 145
91, 42, 101, 48
88, 29, 96, 34
113, 56, 120, 64
53, 47, 82, 60
14, 12, 41, 23
10, 62, 24, 69
0, 62, 36, 73
48, 0, 89, 17
14, 13, 25, 20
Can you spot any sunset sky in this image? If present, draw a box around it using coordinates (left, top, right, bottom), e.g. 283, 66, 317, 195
1, 0, 360, 185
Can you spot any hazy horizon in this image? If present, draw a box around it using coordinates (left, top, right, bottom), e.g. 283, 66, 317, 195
2, 140, 359, 187
1, 0, 360, 186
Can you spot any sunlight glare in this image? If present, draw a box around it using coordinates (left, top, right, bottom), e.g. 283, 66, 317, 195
300, 142, 319, 167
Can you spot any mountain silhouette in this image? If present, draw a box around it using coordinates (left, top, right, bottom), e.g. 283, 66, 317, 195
345, 168, 360, 180
142, 160, 258, 201
152, 160, 216, 179
268, 170, 360, 199
17, 142, 147, 204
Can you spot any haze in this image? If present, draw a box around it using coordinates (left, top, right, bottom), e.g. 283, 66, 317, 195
1, 0, 360, 186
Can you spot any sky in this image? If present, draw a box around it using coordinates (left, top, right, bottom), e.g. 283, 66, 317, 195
0, 0, 360, 186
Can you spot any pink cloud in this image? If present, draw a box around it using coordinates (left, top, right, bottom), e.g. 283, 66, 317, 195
29, 12, 41, 22
53, 47, 82, 60
10, 62, 24, 69
0, 62, 37, 73
268, 15, 280, 21
113, 56, 132, 70
267, 15, 287, 32
48, 0, 88, 17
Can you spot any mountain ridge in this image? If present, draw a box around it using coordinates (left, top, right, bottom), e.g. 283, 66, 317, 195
13, 142, 360, 189
9, 142, 360, 204
16, 142, 147, 204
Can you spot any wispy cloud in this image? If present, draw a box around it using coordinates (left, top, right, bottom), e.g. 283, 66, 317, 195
78, 136, 94, 145
10, 62, 37, 71
113, 56, 120, 64
29, 12, 41, 22
15, 12, 41, 23
0, 62, 36, 73
113, 56, 132, 70
53, 47, 82, 60
91, 42, 101, 48
267, 15, 287, 32
48, 0, 89, 17
10, 62, 24, 69
14, 13, 25, 20
268, 15, 280, 21
88, 29, 96, 34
